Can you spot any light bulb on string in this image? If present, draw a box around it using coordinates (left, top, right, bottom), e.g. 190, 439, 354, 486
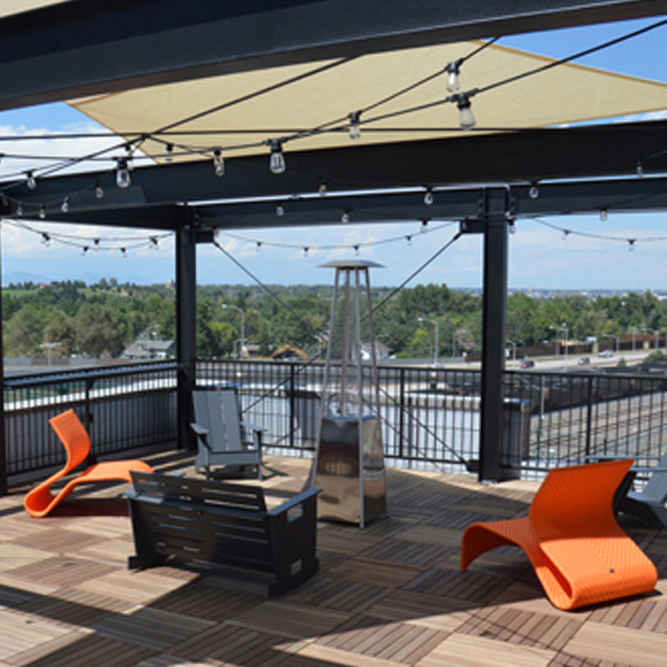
165, 143, 174, 163
26, 171, 37, 190
423, 188, 434, 206
445, 60, 461, 93
353, 244, 360, 256
600, 207, 608, 222
269, 139, 286, 174
61, 197, 70, 213
341, 210, 350, 224
276, 204, 285, 217
149, 236, 159, 250
120, 247, 127, 258
348, 111, 361, 140
16, 203, 23, 217
456, 93, 476, 130
636, 160, 645, 178
93, 238, 100, 250
406, 235, 412, 246
303, 246, 309, 257
420, 219, 429, 233
95, 181, 104, 199
529, 182, 539, 199
508, 221, 516, 234
562, 229, 570, 241
41, 232, 50, 245
318, 182, 327, 196
256, 241, 262, 252
213, 149, 225, 177
628, 239, 636, 251
116, 158, 131, 188
81, 246, 89, 256
39, 205, 46, 220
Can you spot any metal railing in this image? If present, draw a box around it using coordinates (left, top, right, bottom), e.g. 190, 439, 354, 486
3, 359, 667, 487
4, 362, 178, 479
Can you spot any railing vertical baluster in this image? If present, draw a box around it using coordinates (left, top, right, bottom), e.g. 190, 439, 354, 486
585, 374, 594, 460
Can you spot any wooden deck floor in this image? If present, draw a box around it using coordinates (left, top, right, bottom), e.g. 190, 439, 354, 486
2, 455, 667, 667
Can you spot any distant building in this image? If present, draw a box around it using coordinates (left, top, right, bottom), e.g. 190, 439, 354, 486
360, 341, 391, 361
124, 338, 175, 360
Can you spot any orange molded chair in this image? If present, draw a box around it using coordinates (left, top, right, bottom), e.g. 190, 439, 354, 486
461, 460, 658, 610
24, 409, 153, 518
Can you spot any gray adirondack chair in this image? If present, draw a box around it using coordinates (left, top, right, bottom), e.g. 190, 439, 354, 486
190, 388, 264, 480
616, 450, 667, 529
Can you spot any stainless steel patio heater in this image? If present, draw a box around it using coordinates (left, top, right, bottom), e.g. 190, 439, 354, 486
312, 259, 387, 528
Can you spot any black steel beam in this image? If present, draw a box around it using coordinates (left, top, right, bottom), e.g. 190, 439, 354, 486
7, 121, 667, 224
0, 0, 666, 110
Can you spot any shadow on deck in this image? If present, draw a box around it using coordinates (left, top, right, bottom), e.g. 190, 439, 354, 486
1, 453, 666, 667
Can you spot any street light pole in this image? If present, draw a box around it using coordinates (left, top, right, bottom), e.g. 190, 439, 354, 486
418, 317, 439, 366
223, 304, 246, 359
506, 339, 517, 361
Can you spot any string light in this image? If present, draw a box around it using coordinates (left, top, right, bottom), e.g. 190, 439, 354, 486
81, 246, 89, 255
149, 236, 159, 249
26, 171, 37, 190
213, 149, 225, 177
406, 235, 412, 245
562, 229, 570, 240
16, 203, 23, 216
420, 219, 429, 233
456, 93, 475, 130
120, 247, 127, 257
636, 160, 645, 178
303, 246, 309, 257
341, 210, 350, 224
125, 144, 135, 171
353, 244, 360, 255
39, 205, 46, 220
95, 181, 104, 199
529, 182, 540, 199
116, 158, 131, 188
61, 197, 70, 213
269, 139, 286, 174
600, 207, 608, 222
348, 111, 362, 140
445, 60, 462, 93
318, 182, 328, 196
423, 188, 434, 206
276, 204, 285, 216
256, 241, 262, 251
628, 239, 636, 251
508, 221, 516, 234
165, 143, 174, 163
41, 232, 50, 245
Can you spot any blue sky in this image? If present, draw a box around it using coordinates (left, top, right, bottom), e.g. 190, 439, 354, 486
1, 17, 666, 290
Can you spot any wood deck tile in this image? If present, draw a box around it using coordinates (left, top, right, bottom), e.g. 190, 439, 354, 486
75, 569, 190, 605
9, 634, 156, 667
564, 621, 667, 667
7, 555, 115, 590
297, 643, 405, 667
12, 526, 107, 554
0, 543, 53, 572
415, 633, 556, 667
317, 526, 383, 555
230, 600, 351, 639
0, 608, 76, 661
92, 606, 215, 651
393, 525, 463, 549
360, 537, 458, 569
327, 556, 424, 588
365, 589, 470, 629
3, 629, 89, 667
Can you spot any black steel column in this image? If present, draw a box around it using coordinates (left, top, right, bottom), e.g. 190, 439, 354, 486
479, 212, 509, 482
176, 228, 197, 451
0, 225, 6, 495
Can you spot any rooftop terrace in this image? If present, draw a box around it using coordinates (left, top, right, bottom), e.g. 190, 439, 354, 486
1, 453, 666, 667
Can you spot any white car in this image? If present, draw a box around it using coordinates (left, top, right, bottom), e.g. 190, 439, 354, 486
598, 349, 614, 358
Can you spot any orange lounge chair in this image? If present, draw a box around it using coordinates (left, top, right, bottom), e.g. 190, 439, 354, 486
461, 459, 658, 610
24, 409, 153, 518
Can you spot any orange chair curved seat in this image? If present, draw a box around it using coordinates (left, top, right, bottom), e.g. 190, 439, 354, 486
461, 460, 658, 610
24, 409, 153, 518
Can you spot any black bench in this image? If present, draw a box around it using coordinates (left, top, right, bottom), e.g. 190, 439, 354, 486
126, 471, 321, 597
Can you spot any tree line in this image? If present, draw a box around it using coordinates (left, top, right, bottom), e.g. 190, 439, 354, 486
2, 279, 667, 360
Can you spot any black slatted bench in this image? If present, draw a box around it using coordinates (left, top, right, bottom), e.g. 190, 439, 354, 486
126, 471, 321, 597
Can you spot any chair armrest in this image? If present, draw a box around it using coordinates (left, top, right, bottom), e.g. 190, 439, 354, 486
240, 421, 266, 434
190, 422, 209, 437
268, 487, 321, 516
629, 466, 667, 474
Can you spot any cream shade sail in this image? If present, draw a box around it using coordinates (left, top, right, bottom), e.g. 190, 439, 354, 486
70, 40, 667, 165
0, 1, 69, 19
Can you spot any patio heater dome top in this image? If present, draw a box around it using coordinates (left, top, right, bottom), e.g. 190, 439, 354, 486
319, 259, 384, 269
